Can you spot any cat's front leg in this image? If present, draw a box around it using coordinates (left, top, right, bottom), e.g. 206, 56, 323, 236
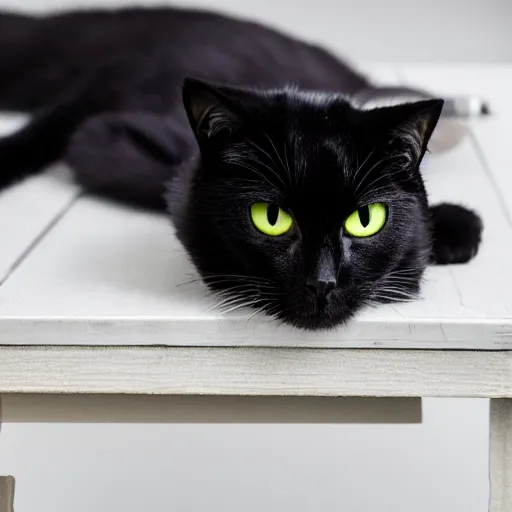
66, 111, 196, 211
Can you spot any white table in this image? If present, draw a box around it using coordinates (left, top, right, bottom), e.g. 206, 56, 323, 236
0, 65, 511, 511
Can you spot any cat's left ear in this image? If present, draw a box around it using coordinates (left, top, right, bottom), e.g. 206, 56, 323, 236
182, 78, 246, 144
385, 99, 444, 164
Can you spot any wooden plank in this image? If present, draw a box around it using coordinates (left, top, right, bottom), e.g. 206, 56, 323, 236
469, 119, 512, 227
401, 65, 512, 378
0, 114, 79, 283
0, 113, 29, 137
490, 399, 512, 512
0, 394, 421, 424
401, 65, 512, 225
0, 346, 510, 397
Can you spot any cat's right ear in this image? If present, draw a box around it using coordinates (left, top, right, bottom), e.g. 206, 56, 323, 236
182, 78, 243, 144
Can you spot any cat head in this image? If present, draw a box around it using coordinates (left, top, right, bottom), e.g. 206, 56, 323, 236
171, 78, 443, 330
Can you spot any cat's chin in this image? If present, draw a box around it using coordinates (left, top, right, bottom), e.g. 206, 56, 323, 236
274, 297, 360, 331
276, 310, 356, 331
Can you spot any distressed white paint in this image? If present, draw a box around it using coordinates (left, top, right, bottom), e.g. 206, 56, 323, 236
0, 113, 30, 136
0, 168, 78, 282
0, 347, 510, 397
401, 66, 512, 228
490, 399, 512, 512
0, 113, 79, 283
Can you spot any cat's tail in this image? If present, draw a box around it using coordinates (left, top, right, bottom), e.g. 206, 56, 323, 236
430, 203, 483, 264
0, 101, 82, 189
0, 63, 114, 190
0, 40, 135, 190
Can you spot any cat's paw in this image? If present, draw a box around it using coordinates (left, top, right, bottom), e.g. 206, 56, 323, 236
430, 203, 483, 265
0, 137, 40, 191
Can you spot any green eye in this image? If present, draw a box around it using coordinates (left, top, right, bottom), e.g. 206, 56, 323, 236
251, 202, 293, 236
345, 202, 387, 237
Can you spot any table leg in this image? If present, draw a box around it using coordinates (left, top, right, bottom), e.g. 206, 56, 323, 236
490, 399, 512, 512
0, 476, 15, 512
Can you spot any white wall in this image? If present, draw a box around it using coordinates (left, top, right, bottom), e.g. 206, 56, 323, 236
0, 1, 500, 511
0, 398, 490, 512
0, 0, 510, 62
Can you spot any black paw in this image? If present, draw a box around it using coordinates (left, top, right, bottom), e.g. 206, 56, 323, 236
0, 126, 49, 191
430, 203, 483, 265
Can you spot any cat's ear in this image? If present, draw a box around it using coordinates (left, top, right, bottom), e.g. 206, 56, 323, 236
384, 99, 444, 164
182, 78, 244, 144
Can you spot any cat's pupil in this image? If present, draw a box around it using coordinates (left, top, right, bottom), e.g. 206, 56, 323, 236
267, 204, 279, 225
358, 206, 370, 227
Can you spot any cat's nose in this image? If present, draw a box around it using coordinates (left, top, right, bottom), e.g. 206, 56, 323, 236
306, 279, 336, 301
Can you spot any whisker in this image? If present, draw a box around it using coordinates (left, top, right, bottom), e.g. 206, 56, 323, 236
261, 129, 289, 176
203, 274, 274, 283
382, 277, 419, 284
176, 277, 203, 287
246, 303, 271, 323
356, 181, 398, 200
204, 281, 277, 292
386, 268, 421, 275
374, 288, 418, 300
353, 153, 391, 195
351, 148, 375, 186
230, 161, 278, 190
283, 140, 293, 186
211, 296, 255, 313
219, 300, 259, 315
247, 140, 287, 190
371, 295, 416, 304
355, 171, 397, 200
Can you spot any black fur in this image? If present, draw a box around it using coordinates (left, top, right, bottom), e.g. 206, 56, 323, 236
430, 203, 483, 264
0, 7, 483, 330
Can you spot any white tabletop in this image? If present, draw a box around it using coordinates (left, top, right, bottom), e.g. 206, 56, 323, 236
1, 65, 511, 350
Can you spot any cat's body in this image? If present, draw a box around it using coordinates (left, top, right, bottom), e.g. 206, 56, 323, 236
0, 7, 371, 208
0, 7, 482, 329
0, 8, 368, 109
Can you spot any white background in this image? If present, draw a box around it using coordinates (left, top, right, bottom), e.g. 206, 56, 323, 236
0, 1, 507, 511
0, 0, 510, 62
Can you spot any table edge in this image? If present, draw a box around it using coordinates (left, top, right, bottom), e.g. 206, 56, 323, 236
0, 346, 510, 398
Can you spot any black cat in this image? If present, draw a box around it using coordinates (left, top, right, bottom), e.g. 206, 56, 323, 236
0, 7, 482, 330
